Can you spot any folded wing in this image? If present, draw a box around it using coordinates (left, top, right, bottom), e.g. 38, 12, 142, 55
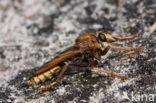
34, 47, 82, 75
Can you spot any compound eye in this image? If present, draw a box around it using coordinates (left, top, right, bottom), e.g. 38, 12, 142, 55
98, 33, 106, 42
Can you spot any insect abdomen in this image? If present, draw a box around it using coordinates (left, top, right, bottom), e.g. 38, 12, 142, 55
26, 66, 61, 86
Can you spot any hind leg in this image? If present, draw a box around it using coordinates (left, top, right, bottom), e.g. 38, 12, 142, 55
38, 62, 89, 92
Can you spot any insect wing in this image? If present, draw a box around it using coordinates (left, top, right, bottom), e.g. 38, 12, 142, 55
34, 48, 81, 75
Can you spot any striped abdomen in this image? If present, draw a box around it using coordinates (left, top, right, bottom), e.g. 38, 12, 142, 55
26, 66, 61, 86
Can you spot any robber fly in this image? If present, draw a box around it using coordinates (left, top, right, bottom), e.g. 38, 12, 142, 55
26, 31, 145, 92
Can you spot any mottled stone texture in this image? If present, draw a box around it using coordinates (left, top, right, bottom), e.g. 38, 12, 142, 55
0, 0, 156, 103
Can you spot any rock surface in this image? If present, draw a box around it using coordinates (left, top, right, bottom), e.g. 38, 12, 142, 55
0, 0, 156, 103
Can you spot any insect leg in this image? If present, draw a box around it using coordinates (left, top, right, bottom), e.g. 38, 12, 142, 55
38, 62, 70, 92
92, 66, 127, 82
109, 45, 146, 52
38, 62, 89, 92
112, 34, 139, 41
117, 51, 138, 61
101, 46, 111, 55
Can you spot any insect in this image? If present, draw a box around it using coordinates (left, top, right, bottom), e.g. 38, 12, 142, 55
26, 31, 145, 92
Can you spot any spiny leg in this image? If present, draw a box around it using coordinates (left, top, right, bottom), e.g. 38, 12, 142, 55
118, 54, 137, 61
100, 46, 145, 81
112, 34, 139, 41
117, 50, 138, 61
101, 46, 143, 61
38, 62, 70, 92
38, 62, 90, 92
109, 45, 146, 52
92, 66, 127, 82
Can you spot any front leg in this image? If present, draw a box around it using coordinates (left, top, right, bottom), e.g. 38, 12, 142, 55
112, 34, 139, 41
109, 45, 145, 52
101, 45, 145, 55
